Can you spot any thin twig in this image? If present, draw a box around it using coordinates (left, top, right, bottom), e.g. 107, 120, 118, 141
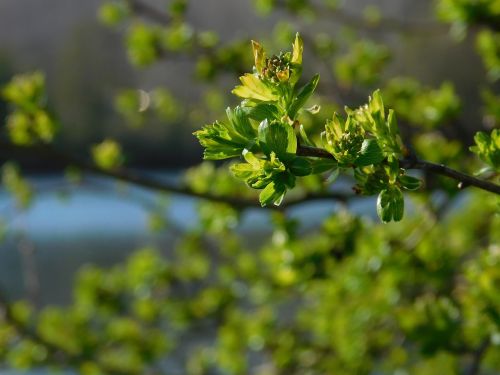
400, 158, 500, 195
297, 144, 500, 195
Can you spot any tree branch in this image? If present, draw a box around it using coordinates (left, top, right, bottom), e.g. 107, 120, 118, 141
0, 142, 351, 209
463, 339, 490, 375
274, 0, 448, 36
297, 144, 500, 195
126, 0, 171, 25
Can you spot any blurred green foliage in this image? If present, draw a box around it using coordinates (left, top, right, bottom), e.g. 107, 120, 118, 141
0, 0, 500, 374
2, 72, 58, 145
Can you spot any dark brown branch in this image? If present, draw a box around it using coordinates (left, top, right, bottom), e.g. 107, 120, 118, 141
400, 158, 500, 195
297, 144, 500, 195
0, 142, 350, 209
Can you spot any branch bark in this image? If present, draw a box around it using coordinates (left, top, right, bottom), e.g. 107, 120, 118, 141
297, 144, 500, 195
1, 142, 350, 209
274, 0, 448, 36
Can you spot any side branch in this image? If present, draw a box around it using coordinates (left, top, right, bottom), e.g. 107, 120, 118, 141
297, 145, 500, 195
1, 142, 350, 209
400, 159, 500, 195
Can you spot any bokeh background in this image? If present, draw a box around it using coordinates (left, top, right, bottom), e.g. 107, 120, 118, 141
0, 0, 490, 318
0, 0, 499, 374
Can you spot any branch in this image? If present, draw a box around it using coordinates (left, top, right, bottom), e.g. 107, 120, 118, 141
400, 158, 500, 195
0, 141, 351, 209
297, 144, 500, 195
463, 339, 490, 375
126, 0, 171, 25
274, 0, 448, 36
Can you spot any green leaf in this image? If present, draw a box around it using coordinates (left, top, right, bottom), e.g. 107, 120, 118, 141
289, 158, 312, 176
377, 187, 404, 223
288, 74, 320, 119
242, 102, 280, 122
398, 175, 422, 191
470, 129, 500, 170
354, 139, 385, 166
194, 107, 258, 160
252, 40, 266, 75
385, 109, 402, 154
258, 120, 297, 159
92, 139, 124, 170
230, 161, 257, 181
194, 122, 244, 160
232, 73, 279, 102
370, 89, 385, 120
392, 189, 404, 221
226, 106, 255, 139
291, 33, 303, 65
259, 181, 286, 206
298, 124, 315, 147
309, 158, 338, 174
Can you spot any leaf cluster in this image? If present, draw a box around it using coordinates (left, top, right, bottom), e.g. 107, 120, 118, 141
195, 36, 423, 222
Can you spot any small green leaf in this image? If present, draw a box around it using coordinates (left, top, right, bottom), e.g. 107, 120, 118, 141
194, 121, 248, 160
232, 74, 279, 102
291, 33, 303, 65
470, 129, 500, 170
289, 158, 312, 176
288, 74, 320, 119
252, 40, 266, 75
370, 89, 385, 120
230, 162, 256, 181
92, 139, 124, 170
377, 189, 391, 223
226, 106, 255, 139
398, 175, 422, 191
354, 139, 384, 166
377, 187, 404, 223
242, 102, 280, 122
309, 158, 338, 174
258, 120, 297, 158
194, 107, 258, 160
259, 181, 286, 206
299, 124, 315, 147
392, 189, 404, 221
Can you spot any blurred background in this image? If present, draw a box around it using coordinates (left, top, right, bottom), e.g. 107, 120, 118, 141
0, 0, 491, 313
0, 0, 499, 374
